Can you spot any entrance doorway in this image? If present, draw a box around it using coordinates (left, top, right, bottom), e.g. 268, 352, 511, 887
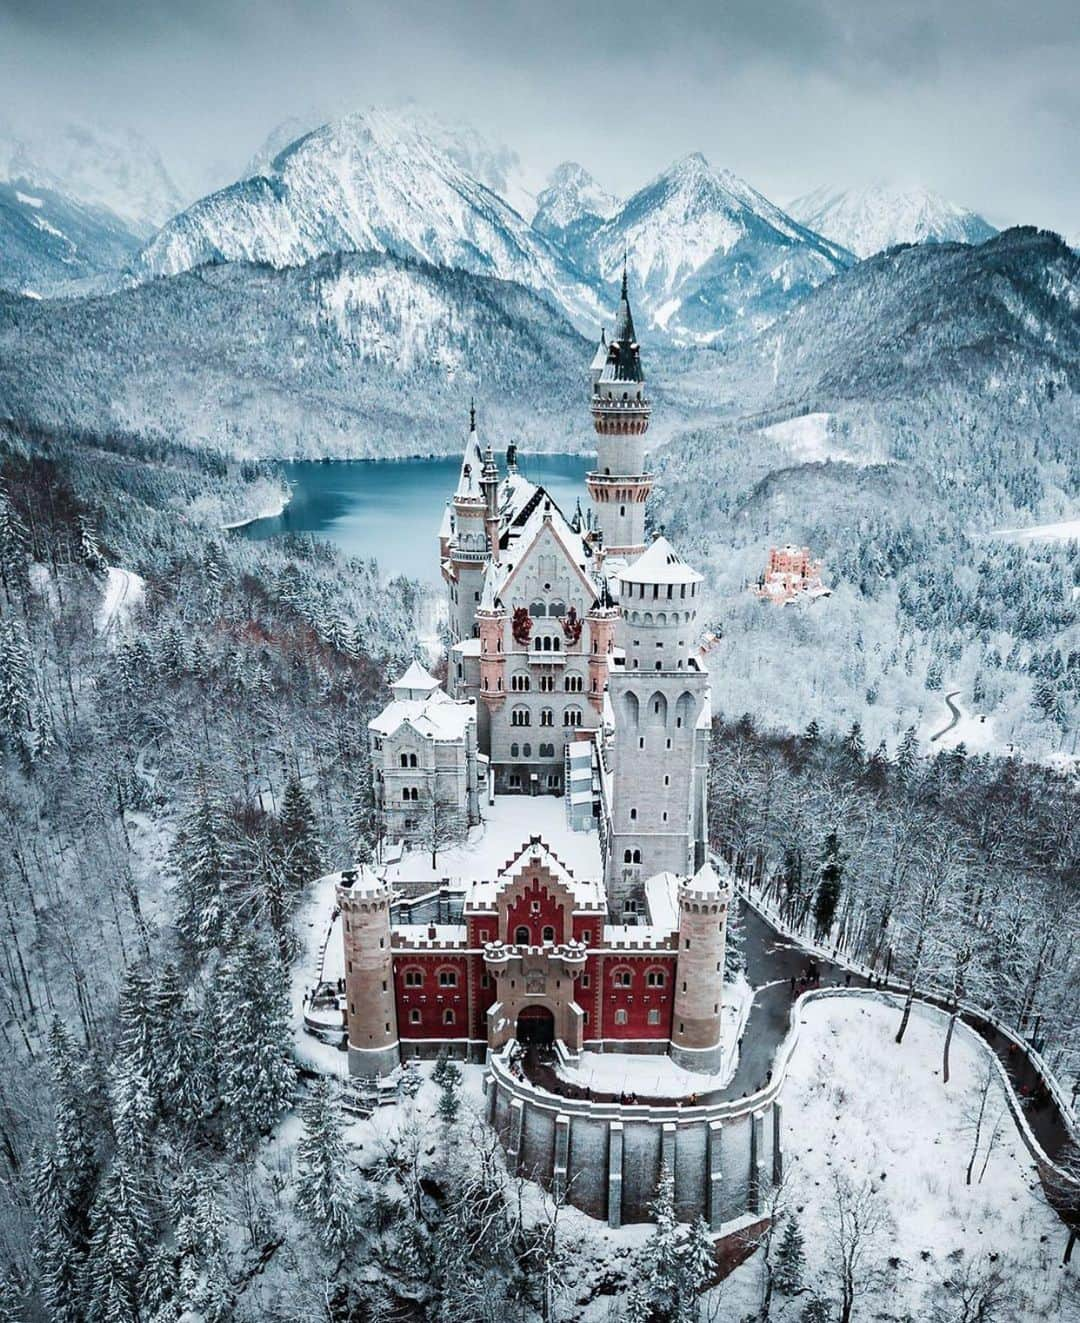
516, 1005, 555, 1046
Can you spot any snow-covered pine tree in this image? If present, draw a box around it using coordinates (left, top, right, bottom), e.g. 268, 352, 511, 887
154, 963, 211, 1129
0, 479, 28, 605
279, 772, 323, 894
773, 1215, 806, 1294
31, 1146, 84, 1323
895, 725, 920, 785
138, 1242, 178, 1323
436, 1058, 463, 1133
842, 721, 865, 769
213, 929, 296, 1154
77, 516, 107, 575
47, 1019, 97, 1232
813, 832, 844, 941
116, 966, 159, 1109
169, 782, 236, 953
295, 1077, 358, 1252
84, 1156, 151, 1323
0, 616, 32, 746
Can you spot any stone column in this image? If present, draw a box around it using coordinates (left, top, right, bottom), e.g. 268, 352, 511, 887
772, 1101, 784, 1185
607, 1121, 624, 1229
706, 1120, 723, 1231
553, 1114, 570, 1201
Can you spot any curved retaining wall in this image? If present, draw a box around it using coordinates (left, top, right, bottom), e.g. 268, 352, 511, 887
484, 984, 1080, 1228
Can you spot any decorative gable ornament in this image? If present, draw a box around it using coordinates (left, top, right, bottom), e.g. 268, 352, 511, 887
512, 606, 533, 645
561, 605, 583, 645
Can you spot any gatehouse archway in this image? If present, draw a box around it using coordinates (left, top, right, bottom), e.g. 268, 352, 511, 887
517, 1004, 555, 1046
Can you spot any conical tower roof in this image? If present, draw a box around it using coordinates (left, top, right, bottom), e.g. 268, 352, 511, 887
455, 401, 485, 500
600, 265, 644, 384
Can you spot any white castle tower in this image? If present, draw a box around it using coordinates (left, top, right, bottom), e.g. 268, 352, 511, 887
445, 405, 489, 645
587, 268, 652, 560
606, 535, 710, 902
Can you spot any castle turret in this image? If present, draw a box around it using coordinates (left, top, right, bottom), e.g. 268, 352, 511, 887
586, 582, 618, 712
446, 405, 490, 643
587, 270, 653, 559
670, 861, 730, 1074
606, 535, 709, 900
481, 444, 500, 565
339, 867, 399, 1078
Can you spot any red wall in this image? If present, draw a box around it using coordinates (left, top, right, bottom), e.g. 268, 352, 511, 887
503, 879, 567, 946
585, 953, 676, 1041
393, 954, 471, 1039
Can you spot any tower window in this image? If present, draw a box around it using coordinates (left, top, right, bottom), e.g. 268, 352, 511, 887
630, 808, 637, 820
443, 1009, 455, 1026
410, 1009, 421, 1024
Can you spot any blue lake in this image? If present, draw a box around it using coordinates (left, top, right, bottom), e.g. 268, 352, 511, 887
238, 454, 591, 584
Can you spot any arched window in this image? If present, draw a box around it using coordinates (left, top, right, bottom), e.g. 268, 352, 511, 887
510, 742, 519, 758
549, 600, 566, 618
540, 708, 553, 727
541, 925, 556, 943
511, 673, 530, 692
522, 742, 532, 757
564, 707, 582, 728
529, 600, 546, 618
612, 968, 633, 988
409, 753, 418, 767
438, 969, 457, 988
615, 1009, 628, 1025
443, 1009, 455, 1026
646, 968, 666, 988
514, 925, 530, 945
633, 849, 642, 864
401, 788, 410, 802
399, 753, 408, 768
623, 849, 633, 863
512, 707, 530, 727
410, 787, 419, 801
404, 968, 423, 987
409, 1008, 421, 1024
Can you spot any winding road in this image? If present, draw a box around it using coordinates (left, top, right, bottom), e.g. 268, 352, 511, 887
930, 689, 963, 742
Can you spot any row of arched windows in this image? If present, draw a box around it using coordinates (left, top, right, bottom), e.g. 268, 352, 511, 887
398, 752, 419, 768
610, 966, 666, 987
400, 787, 420, 802
528, 600, 567, 618
510, 706, 583, 727
508, 742, 558, 758
509, 672, 584, 692
513, 924, 557, 944
402, 967, 458, 988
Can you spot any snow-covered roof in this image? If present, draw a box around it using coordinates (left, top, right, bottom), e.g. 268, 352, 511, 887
337, 864, 391, 899
391, 659, 441, 698
438, 503, 453, 539
681, 859, 732, 903
451, 636, 482, 657
467, 834, 607, 913
380, 794, 602, 891
590, 329, 608, 371
603, 871, 681, 946
495, 490, 599, 606
369, 688, 475, 741
620, 535, 703, 586
455, 414, 486, 501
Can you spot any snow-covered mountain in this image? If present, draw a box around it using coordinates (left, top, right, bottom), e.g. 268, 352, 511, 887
532, 162, 619, 252
0, 251, 590, 458
136, 109, 603, 332
787, 183, 997, 259
0, 119, 185, 235
0, 177, 142, 295
585, 153, 851, 342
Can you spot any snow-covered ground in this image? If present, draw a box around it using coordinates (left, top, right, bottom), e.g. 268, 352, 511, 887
291, 872, 350, 1078
926, 689, 999, 754
721, 995, 1077, 1319
760, 412, 865, 465
220, 486, 292, 530
556, 975, 753, 1097
989, 518, 1080, 542
96, 565, 145, 642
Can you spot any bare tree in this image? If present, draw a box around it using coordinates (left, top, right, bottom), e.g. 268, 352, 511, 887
925, 1250, 1008, 1323
960, 1056, 1007, 1187
823, 1172, 892, 1323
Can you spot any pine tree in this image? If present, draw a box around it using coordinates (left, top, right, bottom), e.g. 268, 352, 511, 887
154, 964, 211, 1129
348, 761, 376, 856
724, 897, 746, 981
139, 1243, 178, 1323
814, 832, 844, 941
801, 1297, 831, 1323
279, 772, 323, 894
0, 479, 28, 605
77, 517, 108, 575
436, 1059, 463, 1132
926, 657, 944, 691
214, 930, 296, 1154
84, 1157, 151, 1323
842, 721, 865, 770
295, 1077, 358, 1252
773, 1216, 806, 1294
32, 1146, 84, 1323
170, 782, 235, 953
172, 1172, 230, 1322
47, 1019, 97, 1232
801, 719, 820, 749
116, 966, 159, 1109
895, 725, 920, 785
0, 616, 32, 745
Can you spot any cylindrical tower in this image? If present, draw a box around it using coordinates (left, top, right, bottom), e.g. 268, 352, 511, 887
339, 867, 399, 1078
670, 861, 730, 1074
586, 599, 618, 712
478, 605, 507, 710
481, 444, 500, 565
587, 270, 653, 560
605, 535, 709, 901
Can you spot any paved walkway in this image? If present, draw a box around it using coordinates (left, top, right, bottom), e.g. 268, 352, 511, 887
522, 896, 1075, 1169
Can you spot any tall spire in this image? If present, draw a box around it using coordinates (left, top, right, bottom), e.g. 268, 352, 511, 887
469, 397, 476, 432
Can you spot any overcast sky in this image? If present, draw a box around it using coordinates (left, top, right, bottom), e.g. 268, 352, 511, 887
1, 0, 1076, 233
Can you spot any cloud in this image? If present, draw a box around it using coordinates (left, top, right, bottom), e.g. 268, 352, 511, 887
0, 0, 1075, 233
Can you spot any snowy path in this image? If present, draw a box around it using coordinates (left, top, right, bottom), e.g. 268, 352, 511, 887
96, 566, 145, 643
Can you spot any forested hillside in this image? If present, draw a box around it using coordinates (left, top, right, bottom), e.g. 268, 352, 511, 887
650, 229, 1080, 762
0, 253, 593, 459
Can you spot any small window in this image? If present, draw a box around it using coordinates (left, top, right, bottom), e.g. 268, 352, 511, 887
582, 974, 591, 988
648, 1009, 661, 1026
614, 1009, 628, 1026
443, 1009, 455, 1026
514, 925, 530, 944
404, 969, 423, 987
409, 1008, 421, 1024
613, 969, 632, 988
630, 808, 637, 821
438, 970, 457, 988
542, 925, 556, 943
646, 970, 665, 988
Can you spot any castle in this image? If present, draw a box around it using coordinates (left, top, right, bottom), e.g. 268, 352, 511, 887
341, 272, 729, 1085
